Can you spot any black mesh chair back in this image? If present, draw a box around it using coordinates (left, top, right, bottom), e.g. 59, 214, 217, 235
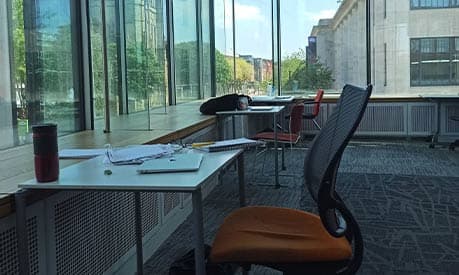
304, 84, 372, 274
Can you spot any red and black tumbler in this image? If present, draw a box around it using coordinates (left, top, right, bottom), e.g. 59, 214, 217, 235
32, 124, 59, 182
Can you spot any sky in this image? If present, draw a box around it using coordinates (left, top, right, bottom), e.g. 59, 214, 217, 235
214, 0, 340, 59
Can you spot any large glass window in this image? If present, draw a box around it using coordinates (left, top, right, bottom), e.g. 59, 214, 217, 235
0, 0, 15, 149
411, 37, 458, 86
89, 0, 167, 131
1, 0, 84, 150
125, 0, 167, 112
214, 0, 234, 96
173, 0, 199, 103
201, 0, 212, 98
281, 1, 342, 96
411, 0, 458, 9
234, 0, 273, 96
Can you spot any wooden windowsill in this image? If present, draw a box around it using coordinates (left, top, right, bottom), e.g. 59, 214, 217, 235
0, 102, 216, 217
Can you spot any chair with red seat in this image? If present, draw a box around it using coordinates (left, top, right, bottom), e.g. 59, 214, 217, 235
252, 103, 305, 172
210, 84, 373, 274
253, 103, 305, 146
303, 89, 324, 130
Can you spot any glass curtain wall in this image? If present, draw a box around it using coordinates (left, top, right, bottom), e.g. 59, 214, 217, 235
0, 0, 15, 149
234, 0, 273, 96
214, 0, 274, 96
173, 0, 199, 103
201, 0, 212, 98
214, 0, 235, 96
89, 0, 167, 130
280, 1, 340, 96
0, 0, 83, 150
125, 0, 167, 112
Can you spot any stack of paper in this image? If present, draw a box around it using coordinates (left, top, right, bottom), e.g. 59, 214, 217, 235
108, 144, 175, 165
59, 144, 175, 165
198, 138, 263, 152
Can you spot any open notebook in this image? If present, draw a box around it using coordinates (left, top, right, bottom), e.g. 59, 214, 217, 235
136, 153, 203, 173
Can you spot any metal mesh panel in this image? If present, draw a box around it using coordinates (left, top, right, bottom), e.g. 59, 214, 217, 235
410, 105, 435, 134
305, 84, 371, 202
446, 105, 459, 133
54, 191, 159, 274
164, 193, 181, 216
141, 192, 160, 235
0, 217, 39, 275
357, 105, 405, 133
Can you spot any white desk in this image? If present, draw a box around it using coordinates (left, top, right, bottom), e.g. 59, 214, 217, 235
216, 106, 285, 188
251, 95, 295, 105
419, 94, 459, 148
16, 149, 245, 275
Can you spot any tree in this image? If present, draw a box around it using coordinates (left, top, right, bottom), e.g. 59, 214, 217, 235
215, 50, 231, 84
281, 48, 333, 91
12, 0, 26, 118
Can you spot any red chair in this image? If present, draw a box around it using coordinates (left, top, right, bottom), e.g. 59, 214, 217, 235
303, 89, 324, 130
253, 103, 305, 146
252, 103, 305, 172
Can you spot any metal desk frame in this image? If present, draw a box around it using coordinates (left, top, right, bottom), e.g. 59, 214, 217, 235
16, 150, 245, 275
216, 106, 285, 188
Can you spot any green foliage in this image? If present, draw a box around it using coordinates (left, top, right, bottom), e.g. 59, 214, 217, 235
234, 57, 253, 81
12, 0, 26, 118
282, 49, 333, 91
215, 50, 231, 84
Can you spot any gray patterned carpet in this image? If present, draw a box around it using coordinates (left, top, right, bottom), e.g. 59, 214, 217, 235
144, 142, 459, 274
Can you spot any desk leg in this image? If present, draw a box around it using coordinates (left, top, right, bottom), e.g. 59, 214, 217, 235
15, 190, 30, 275
430, 101, 441, 148
232, 115, 236, 139
237, 153, 246, 207
274, 113, 280, 189
134, 192, 144, 275
192, 189, 206, 275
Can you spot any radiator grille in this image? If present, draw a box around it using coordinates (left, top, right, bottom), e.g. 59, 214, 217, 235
357, 105, 405, 133
446, 104, 459, 133
141, 193, 160, 235
54, 191, 159, 274
1, 217, 39, 274
164, 193, 181, 216
410, 104, 435, 134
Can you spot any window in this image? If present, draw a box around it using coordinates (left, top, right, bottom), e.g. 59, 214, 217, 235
411, 0, 458, 9
173, 0, 199, 103
411, 37, 458, 86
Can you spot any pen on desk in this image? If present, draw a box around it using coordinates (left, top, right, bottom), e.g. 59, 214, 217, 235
191, 141, 215, 148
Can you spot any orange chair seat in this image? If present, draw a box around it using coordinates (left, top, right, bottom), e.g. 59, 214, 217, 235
253, 132, 300, 143
210, 206, 352, 264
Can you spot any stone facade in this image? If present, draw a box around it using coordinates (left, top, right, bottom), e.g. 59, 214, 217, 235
311, 0, 459, 95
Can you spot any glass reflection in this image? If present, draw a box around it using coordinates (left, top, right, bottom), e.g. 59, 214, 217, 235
173, 0, 199, 103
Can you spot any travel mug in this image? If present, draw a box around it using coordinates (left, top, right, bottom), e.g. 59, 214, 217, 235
32, 124, 59, 182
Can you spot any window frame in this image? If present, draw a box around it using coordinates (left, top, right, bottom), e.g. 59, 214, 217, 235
410, 37, 458, 86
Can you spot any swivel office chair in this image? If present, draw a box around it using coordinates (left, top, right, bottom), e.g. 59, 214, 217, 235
210, 84, 372, 274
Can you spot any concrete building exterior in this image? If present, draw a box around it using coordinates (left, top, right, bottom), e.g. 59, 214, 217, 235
311, 0, 459, 96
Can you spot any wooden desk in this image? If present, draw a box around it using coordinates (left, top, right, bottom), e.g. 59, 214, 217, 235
16, 149, 245, 275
